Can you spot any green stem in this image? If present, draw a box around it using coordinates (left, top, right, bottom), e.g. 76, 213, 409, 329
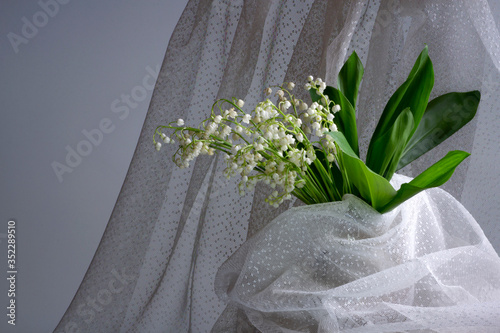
304, 163, 329, 203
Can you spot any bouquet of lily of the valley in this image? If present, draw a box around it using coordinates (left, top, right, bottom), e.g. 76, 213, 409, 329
154, 46, 480, 213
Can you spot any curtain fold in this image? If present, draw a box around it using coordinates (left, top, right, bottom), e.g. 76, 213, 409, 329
55, 1, 500, 332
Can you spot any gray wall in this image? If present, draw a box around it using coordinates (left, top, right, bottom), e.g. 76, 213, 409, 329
0, 1, 186, 332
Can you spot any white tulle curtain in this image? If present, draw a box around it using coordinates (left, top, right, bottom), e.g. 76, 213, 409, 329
55, 1, 500, 332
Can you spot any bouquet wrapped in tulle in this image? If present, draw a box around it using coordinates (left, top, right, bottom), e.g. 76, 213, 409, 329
156, 47, 500, 331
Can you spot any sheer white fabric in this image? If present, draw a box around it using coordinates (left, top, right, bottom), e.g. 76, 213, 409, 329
55, 1, 500, 332
213, 174, 500, 332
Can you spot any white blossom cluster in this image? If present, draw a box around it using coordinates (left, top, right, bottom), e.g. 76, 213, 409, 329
155, 77, 341, 207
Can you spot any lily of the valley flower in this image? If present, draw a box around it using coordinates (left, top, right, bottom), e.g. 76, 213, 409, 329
154, 77, 342, 207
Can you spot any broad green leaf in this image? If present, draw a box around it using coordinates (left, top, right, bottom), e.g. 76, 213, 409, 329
397, 91, 480, 170
367, 46, 434, 169
310, 87, 359, 155
338, 51, 364, 108
327, 131, 396, 210
379, 150, 470, 213
367, 108, 414, 180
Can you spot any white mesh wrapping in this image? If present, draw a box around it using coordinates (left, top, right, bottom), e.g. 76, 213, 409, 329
213, 175, 500, 332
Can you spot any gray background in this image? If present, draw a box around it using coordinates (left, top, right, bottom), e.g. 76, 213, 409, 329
0, 1, 186, 332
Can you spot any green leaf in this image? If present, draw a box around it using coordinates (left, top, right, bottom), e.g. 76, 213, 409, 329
367, 46, 434, 170
379, 150, 470, 213
310, 87, 359, 155
338, 51, 364, 108
327, 131, 396, 210
397, 91, 480, 170
366, 108, 414, 180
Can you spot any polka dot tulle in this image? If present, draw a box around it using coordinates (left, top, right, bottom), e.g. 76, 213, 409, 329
213, 175, 500, 331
